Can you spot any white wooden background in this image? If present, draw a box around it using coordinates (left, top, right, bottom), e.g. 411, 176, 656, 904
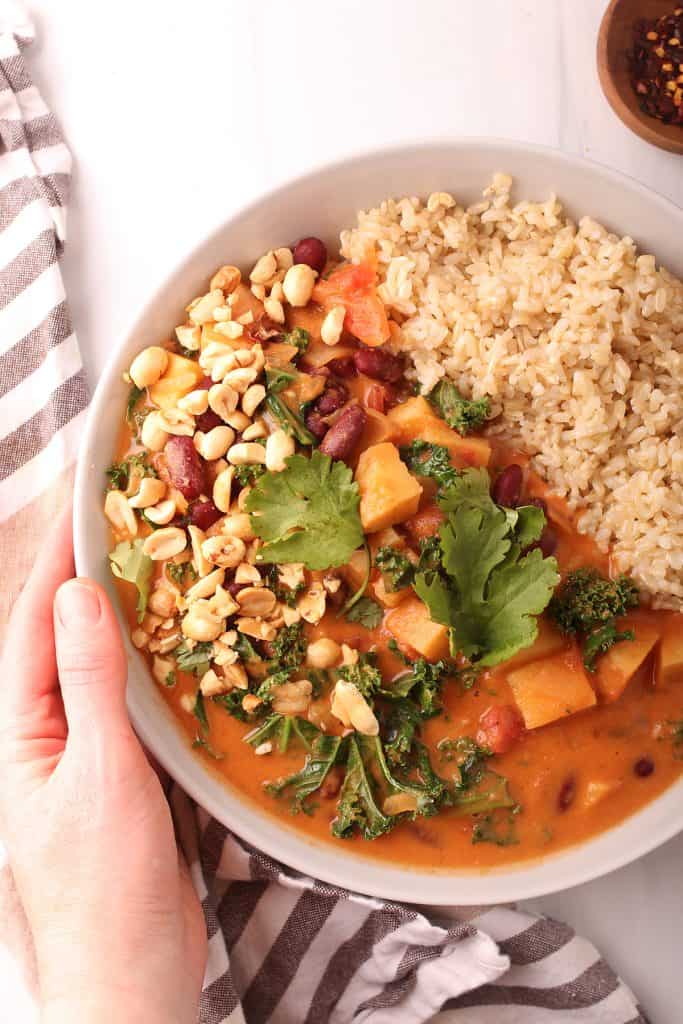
3, 1, 682, 1021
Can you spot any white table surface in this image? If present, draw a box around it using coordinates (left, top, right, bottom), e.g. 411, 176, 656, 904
7, 0, 682, 1021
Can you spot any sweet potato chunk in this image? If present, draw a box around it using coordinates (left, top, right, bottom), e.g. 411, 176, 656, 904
371, 575, 409, 610
356, 410, 396, 452
501, 618, 568, 672
386, 596, 450, 660
149, 353, 204, 410
355, 442, 422, 533
340, 547, 370, 593
657, 615, 683, 686
593, 615, 660, 702
507, 646, 596, 729
386, 396, 491, 467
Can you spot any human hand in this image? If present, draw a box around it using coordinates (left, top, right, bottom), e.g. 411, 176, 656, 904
0, 509, 207, 1024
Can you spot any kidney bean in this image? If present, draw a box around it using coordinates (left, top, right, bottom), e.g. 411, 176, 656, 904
326, 356, 357, 379
188, 499, 223, 531
292, 236, 327, 274
315, 383, 348, 416
492, 464, 523, 508
304, 410, 328, 440
196, 409, 223, 432
353, 346, 403, 383
539, 527, 558, 558
634, 756, 655, 777
228, 582, 246, 598
198, 375, 213, 390
557, 776, 576, 812
165, 435, 206, 500
319, 404, 367, 461
476, 704, 525, 755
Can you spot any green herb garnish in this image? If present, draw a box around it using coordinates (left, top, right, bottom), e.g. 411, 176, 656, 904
108, 539, 153, 622
414, 468, 559, 666
428, 379, 490, 435
246, 451, 364, 570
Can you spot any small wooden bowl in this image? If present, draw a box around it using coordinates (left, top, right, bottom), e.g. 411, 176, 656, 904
597, 0, 683, 154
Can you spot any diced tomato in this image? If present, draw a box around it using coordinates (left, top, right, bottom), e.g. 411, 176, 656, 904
312, 259, 390, 348
476, 705, 525, 755
404, 502, 445, 541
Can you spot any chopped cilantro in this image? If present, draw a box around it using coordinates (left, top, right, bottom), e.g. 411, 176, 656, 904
428, 379, 490, 435
246, 451, 364, 570
166, 561, 197, 586
108, 539, 153, 623
105, 452, 157, 492
471, 807, 520, 846
234, 463, 266, 487
164, 671, 176, 688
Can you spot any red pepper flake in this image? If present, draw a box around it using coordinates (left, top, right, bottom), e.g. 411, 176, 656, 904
628, 6, 683, 125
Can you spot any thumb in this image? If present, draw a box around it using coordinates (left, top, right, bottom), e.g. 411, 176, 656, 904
53, 579, 130, 748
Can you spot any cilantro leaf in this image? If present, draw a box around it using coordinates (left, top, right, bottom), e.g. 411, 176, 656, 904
246, 451, 364, 570
415, 468, 559, 666
428, 379, 490, 435
108, 539, 153, 623
345, 597, 383, 630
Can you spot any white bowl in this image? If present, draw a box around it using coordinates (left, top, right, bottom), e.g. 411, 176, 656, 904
74, 139, 683, 904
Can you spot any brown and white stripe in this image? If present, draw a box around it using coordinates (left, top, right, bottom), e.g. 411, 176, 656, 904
0, 11, 86, 635
169, 789, 648, 1024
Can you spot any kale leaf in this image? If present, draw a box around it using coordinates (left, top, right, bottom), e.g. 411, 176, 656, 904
549, 568, 639, 670
332, 737, 393, 840
428, 379, 490, 435
399, 439, 459, 490
174, 640, 214, 676
375, 547, 415, 591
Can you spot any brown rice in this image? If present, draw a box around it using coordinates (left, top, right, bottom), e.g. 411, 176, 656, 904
340, 175, 683, 609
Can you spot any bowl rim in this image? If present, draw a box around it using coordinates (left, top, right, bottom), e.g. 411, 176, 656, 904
74, 136, 683, 904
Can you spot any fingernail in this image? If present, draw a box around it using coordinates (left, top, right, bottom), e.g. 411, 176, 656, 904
55, 580, 102, 627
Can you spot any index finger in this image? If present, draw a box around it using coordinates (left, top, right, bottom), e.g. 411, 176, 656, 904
1, 505, 75, 720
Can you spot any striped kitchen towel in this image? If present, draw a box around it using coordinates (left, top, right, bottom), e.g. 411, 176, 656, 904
171, 787, 648, 1024
0, 8, 649, 1024
0, 3, 87, 637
